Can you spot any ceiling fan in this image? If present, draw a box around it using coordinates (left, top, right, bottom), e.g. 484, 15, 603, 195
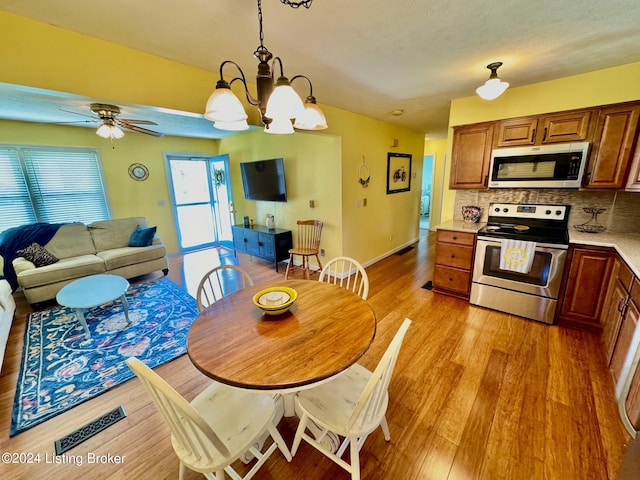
59, 103, 164, 139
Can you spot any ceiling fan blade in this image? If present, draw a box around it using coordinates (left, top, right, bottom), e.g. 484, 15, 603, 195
118, 120, 164, 137
38, 119, 98, 125
59, 108, 95, 119
119, 118, 158, 125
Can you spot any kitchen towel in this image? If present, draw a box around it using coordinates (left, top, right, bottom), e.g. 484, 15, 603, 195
500, 239, 536, 274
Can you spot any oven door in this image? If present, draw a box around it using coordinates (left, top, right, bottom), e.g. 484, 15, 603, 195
472, 238, 567, 298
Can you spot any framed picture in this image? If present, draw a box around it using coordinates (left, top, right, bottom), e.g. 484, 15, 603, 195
386, 152, 412, 194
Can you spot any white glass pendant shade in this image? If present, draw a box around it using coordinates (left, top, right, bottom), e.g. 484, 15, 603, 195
476, 77, 509, 100
205, 88, 248, 122
265, 83, 305, 120
213, 119, 250, 131
294, 101, 328, 130
265, 115, 295, 134
96, 123, 125, 139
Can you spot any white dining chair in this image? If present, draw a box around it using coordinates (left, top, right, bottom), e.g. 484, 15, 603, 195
196, 264, 254, 311
318, 256, 369, 300
125, 357, 291, 480
291, 318, 412, 480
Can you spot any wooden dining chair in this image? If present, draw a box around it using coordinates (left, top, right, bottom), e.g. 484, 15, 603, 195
285, 220, 323, 279
291, 318, 412, 480
196, 265, 254, 311
318, 256, 369, 300
126, 357, 291, 480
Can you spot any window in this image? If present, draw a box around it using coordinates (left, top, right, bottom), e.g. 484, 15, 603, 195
0, 145, 111, 232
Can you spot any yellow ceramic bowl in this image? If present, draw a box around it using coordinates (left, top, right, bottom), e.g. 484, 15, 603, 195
253, 287, 298, 315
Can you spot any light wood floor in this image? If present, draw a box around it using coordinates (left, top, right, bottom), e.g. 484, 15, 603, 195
0, 230, 632, 479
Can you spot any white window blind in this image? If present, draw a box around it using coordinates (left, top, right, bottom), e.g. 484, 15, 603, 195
0, 146, 110, 232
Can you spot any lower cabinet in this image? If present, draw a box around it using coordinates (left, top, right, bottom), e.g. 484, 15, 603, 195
433, 229, 476, 299
231, 225, 292, 272
556, 245, 616, 331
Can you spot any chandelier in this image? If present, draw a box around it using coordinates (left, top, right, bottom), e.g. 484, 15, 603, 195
476, 62, 509, 100
204, 0, 327, 134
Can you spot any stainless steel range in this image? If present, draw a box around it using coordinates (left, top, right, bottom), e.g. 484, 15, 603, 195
470, 203, 571, 324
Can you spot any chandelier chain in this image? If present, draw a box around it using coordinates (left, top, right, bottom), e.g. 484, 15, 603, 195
280, 0, 313, 8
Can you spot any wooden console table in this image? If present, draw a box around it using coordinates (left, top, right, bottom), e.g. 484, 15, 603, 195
232, 224, 292, 272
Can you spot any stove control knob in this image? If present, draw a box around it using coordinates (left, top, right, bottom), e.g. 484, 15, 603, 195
556, 210, 562, 216
494, 207, 500, 213
502, 208, 509, 213
545, 210, 551, 215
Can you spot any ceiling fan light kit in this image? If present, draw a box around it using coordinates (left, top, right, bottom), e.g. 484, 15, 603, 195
476, 62, 509, 100
204, 0, 327, 134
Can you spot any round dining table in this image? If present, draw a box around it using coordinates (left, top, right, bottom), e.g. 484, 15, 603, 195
187, 279, 377, 392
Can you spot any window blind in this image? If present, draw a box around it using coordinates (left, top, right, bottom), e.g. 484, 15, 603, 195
0, 146, 110, 232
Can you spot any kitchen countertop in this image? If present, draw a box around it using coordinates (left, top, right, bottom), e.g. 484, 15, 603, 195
569, 230, 640, 278
436, 219, 486, 233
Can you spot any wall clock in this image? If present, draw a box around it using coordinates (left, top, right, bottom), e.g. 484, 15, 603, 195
128, 163, 149, 181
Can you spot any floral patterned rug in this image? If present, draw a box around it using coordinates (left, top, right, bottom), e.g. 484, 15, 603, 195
11, 277, 198, 436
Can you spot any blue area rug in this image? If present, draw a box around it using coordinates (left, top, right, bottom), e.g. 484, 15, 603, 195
11, 277, 198, 436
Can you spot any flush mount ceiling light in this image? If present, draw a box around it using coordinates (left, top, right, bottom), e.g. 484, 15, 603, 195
204, 0, 327, 134
476, 62, 510, 100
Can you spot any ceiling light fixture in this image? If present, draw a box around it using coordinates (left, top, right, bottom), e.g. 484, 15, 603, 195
204, 0, 327, 134
476, 62, 509, 100
96, 119, 125, 139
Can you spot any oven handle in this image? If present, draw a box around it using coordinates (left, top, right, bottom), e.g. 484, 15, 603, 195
476, 237, 569, 251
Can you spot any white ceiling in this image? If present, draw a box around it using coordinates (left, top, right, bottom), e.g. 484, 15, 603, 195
1, 0, 640, 140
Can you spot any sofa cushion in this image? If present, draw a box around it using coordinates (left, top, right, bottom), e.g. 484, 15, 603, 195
89, 217, 151, 251
97, 244, 167, 271
16, 255, 106, 288
16, 243, 59, 267
45, 223, 96, 259
128, 225, 157, 247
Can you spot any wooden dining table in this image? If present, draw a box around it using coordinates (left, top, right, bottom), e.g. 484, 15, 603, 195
186, 279, 377, 392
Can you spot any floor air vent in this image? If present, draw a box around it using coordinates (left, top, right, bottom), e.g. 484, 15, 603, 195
54, 406, 127, 455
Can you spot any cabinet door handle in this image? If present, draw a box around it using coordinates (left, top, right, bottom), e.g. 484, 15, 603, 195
451, 255, 456, 258
452, 236, 458, 240
531, 128, 536, 142
542, 127, 548, 142
483, 175, 488, 187
618, 297, 628, 315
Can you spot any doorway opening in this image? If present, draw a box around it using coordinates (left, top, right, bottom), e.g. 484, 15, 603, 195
164, 153, 233, 253
420, 154, 434, 230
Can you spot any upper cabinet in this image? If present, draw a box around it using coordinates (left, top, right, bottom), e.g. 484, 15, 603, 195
583, 103, 640, 189
450, 123, 494, 189
496, 110, 592, 148
449, 100, 640, 190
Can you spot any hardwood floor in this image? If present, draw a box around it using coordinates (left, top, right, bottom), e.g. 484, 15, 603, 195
0, 231, 632, 479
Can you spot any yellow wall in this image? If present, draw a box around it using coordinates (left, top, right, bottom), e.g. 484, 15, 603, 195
1, 10, 426, 265
424, 138, 448, 229
440, 62, 640, 221
0, 119, 220, 253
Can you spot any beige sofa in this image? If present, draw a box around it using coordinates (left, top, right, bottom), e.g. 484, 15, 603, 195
12, 217, 169, 305
0, 279, 16, 373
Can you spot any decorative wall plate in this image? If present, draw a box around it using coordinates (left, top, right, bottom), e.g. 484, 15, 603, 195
128, 163, 149, 181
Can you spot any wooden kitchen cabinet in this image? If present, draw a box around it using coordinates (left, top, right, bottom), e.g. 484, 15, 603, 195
583, 103, 640, 188
556, 245, 615, 331
433, 229, 476, 299
450, 123, 494, 189
602, 257, 635, 363
495, 110, 592, 148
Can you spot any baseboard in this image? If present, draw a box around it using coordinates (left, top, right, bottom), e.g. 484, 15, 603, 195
361, 237, 420, 268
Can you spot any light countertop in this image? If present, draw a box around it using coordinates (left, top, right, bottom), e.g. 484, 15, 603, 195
436, 221, 640, 277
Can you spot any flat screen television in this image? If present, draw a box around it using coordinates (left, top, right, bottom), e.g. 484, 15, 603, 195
240, 158, 287, 202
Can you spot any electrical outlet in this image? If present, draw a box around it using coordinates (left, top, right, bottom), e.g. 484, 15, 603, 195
363, 198, 367, 207
309, 200, 315, 208
320, 248, 325, 256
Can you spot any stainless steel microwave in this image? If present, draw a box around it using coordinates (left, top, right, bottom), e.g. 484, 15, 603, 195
488, 142, 590, 188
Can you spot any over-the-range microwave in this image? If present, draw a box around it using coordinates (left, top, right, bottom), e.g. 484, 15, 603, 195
488, 142, 589, 188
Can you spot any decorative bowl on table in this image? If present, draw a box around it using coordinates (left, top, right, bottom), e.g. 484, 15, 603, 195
461, 205, 482, 223
253, 286, 298, 315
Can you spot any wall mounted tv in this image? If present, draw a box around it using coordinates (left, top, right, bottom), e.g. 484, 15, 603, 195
240, 158, 287, 202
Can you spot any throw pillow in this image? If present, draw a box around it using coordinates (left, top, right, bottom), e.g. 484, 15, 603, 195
128, 225, 157, 247
16, 243, 59, 267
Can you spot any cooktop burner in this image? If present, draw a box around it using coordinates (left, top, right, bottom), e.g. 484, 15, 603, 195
477, 203, 571, 245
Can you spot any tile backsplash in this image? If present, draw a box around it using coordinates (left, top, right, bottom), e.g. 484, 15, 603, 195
454, 189, 640, 233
